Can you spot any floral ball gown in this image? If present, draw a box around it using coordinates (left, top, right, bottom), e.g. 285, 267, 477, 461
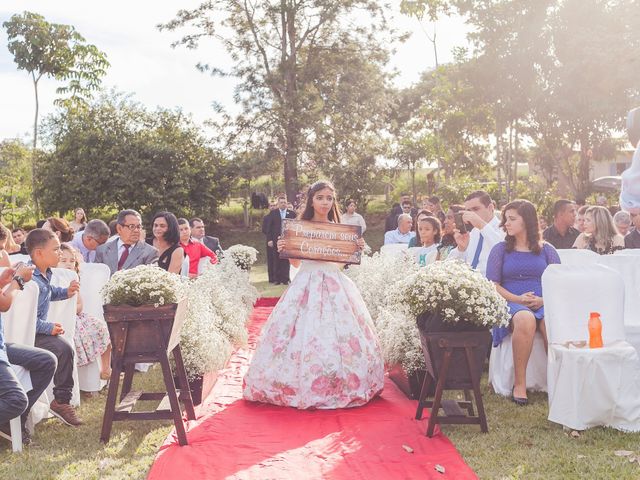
243, 260, 384, 409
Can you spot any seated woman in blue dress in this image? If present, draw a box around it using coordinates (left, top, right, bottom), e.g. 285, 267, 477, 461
486, 199, 560, 405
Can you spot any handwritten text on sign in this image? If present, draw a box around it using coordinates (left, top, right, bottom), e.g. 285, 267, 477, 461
279, 219, 362, 265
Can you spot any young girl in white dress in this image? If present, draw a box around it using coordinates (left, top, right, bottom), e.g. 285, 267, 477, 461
410, 216, 441, 266
243, 181, 384, 409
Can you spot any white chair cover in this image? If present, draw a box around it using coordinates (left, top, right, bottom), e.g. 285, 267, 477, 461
379, 243, 408, 258
45, 268, 80, 406
0, 269, 48, 429
77, 263, 111, 392
180, 255, 190, 277
596, 255, 640, 327
9, 254, 30, 265
488, 332, 547, 396
556, 249, 599, 266
614, 249, 640, 256
2, 280, 39, 347
542, 264, 640, 431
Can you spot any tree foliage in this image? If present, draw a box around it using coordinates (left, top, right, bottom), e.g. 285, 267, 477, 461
0, 139, 33, 224
160, 1, 395, 201
37, 91, 235, 221
4, 11, 109, 213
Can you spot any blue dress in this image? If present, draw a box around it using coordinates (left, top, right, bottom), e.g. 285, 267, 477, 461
486, 242, 561, 346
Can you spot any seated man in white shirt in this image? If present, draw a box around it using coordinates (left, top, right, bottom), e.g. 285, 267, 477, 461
68, 219, 110, 263
384, 214, 415, 245
447, 190, 505, 276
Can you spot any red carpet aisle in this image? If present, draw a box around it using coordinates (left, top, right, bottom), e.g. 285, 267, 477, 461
148, 297, 477, 480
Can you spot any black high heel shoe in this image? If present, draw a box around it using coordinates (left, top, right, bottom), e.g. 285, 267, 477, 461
511, 387, 528, 406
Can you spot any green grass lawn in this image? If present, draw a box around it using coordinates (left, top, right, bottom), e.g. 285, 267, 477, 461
3, 222, 640, 479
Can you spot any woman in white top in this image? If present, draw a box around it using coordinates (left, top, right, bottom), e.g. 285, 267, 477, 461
341, 199, 367, 233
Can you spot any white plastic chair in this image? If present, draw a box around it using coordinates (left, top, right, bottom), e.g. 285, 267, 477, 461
556, 249, 599, 266
77, 263, 111, 392
488, 333, 547, 397
0, 267, 39, 448
4, 365, 30, 452
180, 255, 190, 277
44, 268, 80, 407
542, 264, 640, 431
9, 254, 30, 265
596, 255, 640, 327
614, 249, 640, 256
380, 243, 409, 258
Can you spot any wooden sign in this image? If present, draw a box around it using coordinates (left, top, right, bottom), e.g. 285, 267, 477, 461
279, 219, 362, 265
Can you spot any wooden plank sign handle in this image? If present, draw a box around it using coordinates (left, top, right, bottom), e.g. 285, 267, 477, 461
279, 219, 362, 265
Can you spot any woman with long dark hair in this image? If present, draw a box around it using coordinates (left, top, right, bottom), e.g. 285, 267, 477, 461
148, 212, 184, 274
486, 199, 560, 406
408, 209, 434, 247
243, 180, 384, 410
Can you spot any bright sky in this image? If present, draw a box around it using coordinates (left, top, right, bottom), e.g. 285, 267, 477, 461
0, 1, 469, 142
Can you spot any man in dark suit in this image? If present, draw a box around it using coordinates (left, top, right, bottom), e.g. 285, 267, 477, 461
189, 218, 223, 256
263, 196, 296, 284
262, 201, 277, 283
94, 209, 159, 276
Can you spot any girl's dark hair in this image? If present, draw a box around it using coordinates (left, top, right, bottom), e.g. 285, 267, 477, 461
300, 181, 341, 222
501, 199, 542, 254
152, 211, 180, 244
412, 209, 434, 245
418, 216, 442, 244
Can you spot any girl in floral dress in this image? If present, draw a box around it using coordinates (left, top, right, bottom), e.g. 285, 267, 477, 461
243, 181, 384, 409
58, 244, 112, 380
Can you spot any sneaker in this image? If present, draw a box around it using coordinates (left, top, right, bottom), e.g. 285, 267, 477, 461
49, 399, 84, 426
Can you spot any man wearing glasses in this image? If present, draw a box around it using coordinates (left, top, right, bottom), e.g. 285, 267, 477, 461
68, 219, 111, 263
95, 209, 159, 276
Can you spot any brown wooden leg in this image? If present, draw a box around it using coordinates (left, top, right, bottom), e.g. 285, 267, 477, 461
172, 346, 196, 421
120, 363, 135, 402
415, 371, 433, 420
158, 351, 188, 446
463, 389, 475, 417
465, 346, 488, 433
427, 349, 452, 438
100, 361, 122, 443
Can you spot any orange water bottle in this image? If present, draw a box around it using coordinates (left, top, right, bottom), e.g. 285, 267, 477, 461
588, 312, 603, 348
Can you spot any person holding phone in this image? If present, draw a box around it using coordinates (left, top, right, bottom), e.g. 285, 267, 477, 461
447, 190, 505, 276
0, 263, 56, 445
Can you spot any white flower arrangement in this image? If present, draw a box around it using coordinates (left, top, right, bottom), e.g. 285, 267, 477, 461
347, 254, 509, 375
225, 244, 259, 271
402, 260, 510, 328
345, 252, 425, 373
101, 261, 259, 380
180, 257, 259, 379
101, 265, 186, 307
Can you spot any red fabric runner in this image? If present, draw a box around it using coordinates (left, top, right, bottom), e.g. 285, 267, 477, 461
148, 300, 477, 480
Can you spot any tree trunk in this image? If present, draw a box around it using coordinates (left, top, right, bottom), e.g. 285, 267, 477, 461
577, 139, 592, 201
31, 74, 41, 216
411, 165, 417, 204
282, 2, 299, 202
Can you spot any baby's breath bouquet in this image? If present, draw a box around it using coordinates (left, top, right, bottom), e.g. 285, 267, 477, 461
403, 260, 510, 328
225, 244, 258, 271
101, 265, 186, 307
